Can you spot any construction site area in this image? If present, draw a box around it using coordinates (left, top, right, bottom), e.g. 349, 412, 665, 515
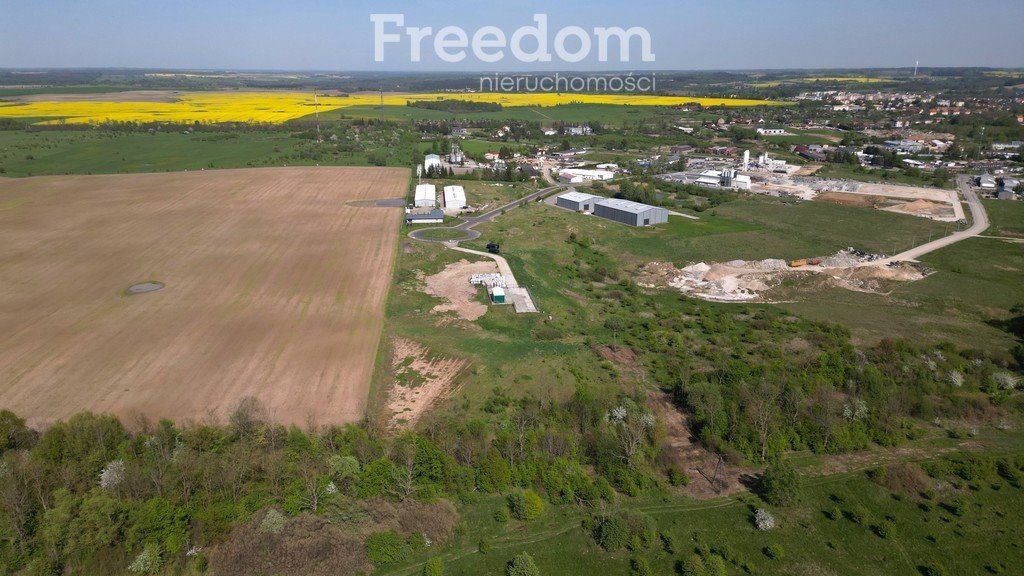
749, 176, 965, 222
635, 249, 929, 302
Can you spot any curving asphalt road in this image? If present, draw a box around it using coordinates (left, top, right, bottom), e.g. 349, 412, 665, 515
871, 175, 989, 265
408, 182, 566, 243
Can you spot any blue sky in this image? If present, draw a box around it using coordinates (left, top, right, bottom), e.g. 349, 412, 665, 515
1, 0, 1022, 71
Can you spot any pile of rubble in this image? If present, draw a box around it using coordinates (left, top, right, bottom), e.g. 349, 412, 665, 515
636, 250, 926, 302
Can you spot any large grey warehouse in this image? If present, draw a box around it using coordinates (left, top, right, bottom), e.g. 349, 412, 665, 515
555, 190, 600, 212
593, 198, 669, 227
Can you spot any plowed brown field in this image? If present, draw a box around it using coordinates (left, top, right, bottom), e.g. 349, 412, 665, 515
0, 167, 407, 426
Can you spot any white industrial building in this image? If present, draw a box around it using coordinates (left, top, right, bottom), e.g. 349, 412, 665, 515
414, 184, 437, 208
558, 171, 584, 184
443, 185, 467, 209
424, 154, 442, 172
978, 174, 997, 189
593, 198, 669, 227
692, 169, 751, 190
756, 127, 787, 136
558, 168, 615, 182
555, 190, 601, 212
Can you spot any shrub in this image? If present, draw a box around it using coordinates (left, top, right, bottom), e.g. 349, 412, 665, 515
680, 554, 705, 576
478, 537, 492, 554
944, 498, 968, 517
754, 509, 775, 531
846, 504, 869, 524
763, 544, 784, 560
494, 507, 510, 523
667, 467, 690, 487
522, 490, 545, 520
597, 515, 629, 551
506, 552, 541, 576
826, 506, 842, 520
423, 557, 444, 576
408, 531, 427, 551
874, 519, 896, 539
705, 554, 727, 576
630, 557, 652, 576
659, 530, 677, 553
760, 459, 800, 506
365, 530, 408, 566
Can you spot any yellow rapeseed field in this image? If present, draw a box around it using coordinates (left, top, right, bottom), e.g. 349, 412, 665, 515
0, 91, 785, 125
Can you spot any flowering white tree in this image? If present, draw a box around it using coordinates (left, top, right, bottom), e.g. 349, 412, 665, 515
610, 406, 655, 469
842, 399, 868, 422
99, 460, 126, 491
947, 370, 964, 388
127, 544, 161, 574
994, 373, 1018, 390
754, 508, 776, 531
259, 509, 286, 534
609, 406, 627, 423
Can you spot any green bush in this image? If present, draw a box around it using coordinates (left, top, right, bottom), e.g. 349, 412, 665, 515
506, 552, 541, 576
667, 467, 690, 486
705, 554, 728, 576
764, 544, 784, 560
874, 519, 896, 539
494, 507, 510, 523
630, 557, 652, 576
680, 554, 705, 576
479, 537, 492, 554
365, 530, 408, 566
423, 557, 444, 576
596, 516, 629, 551
508, 490, 544, 521
847, 504, 870, 524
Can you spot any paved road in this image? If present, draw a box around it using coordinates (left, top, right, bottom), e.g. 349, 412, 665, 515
872, 175, 989, 265
408, 182, 566, 242
445, 244, 519, 287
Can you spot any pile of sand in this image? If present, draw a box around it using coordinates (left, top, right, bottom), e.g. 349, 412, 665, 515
882, 199, 954, 219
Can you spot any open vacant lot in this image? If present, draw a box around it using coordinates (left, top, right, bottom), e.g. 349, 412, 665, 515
0, 167, 407, 426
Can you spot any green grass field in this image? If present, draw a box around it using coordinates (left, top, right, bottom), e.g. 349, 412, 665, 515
0, 129, 423, 176
983, 199, 1024, 238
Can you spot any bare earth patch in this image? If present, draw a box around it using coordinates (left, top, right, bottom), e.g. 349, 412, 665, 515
636, 251, 926, 303
648, 392, 757, 498
386, 338, 468, 430
0, 167, 406, 426
422, 259, 499, 321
